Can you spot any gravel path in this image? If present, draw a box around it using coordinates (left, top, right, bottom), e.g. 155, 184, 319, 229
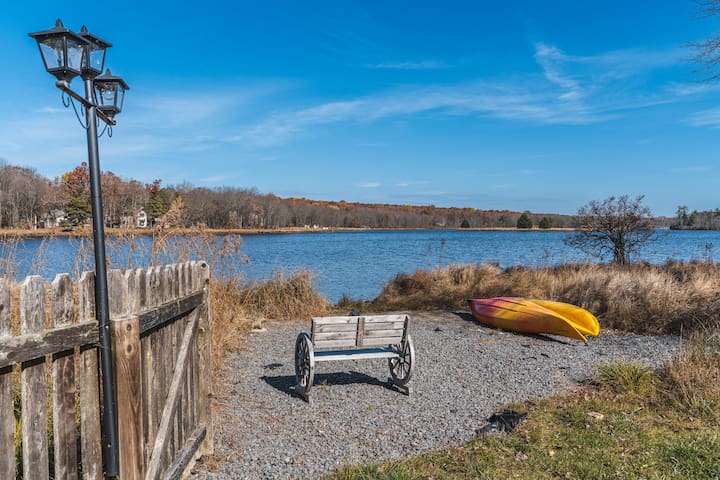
194, 311, 683, 479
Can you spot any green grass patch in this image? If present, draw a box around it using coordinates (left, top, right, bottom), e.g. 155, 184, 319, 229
329, 346, 720, 480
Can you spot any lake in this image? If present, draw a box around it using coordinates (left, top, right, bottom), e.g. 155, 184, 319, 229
2, 229, 719, 302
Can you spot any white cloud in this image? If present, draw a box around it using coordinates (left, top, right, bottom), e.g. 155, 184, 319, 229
358, 182, 381, 188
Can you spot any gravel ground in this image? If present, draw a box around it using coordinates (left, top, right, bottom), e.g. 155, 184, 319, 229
193, 311, 683, 479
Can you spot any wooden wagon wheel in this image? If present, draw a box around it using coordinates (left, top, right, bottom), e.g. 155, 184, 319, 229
389, 334, 414, 386
294, 332, 315, 396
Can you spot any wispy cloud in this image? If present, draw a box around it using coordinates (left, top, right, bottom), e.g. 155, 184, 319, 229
396, 180, 430, 187
687, 107, 720, 127
358, 181, 381, 188
534, 43, 585, 101
232, 43, 687, 146
367, 60, 451, 70
34, 106, 66, 114
232, 82, 604, 146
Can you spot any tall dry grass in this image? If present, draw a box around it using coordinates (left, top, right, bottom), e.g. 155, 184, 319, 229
374, 261, 720, 334
209, 271, 330, 371
661, 329, 720, 418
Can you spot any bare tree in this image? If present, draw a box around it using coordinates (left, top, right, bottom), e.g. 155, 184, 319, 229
691, 0, 720, 81
564, 195, 656, 265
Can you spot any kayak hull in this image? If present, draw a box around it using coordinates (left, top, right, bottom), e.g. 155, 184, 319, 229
467, 297, 600, 342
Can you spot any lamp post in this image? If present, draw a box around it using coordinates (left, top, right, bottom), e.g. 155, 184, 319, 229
29, 19, 128, 478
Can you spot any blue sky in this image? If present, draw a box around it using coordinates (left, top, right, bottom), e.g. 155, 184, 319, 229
1, 1, 719, 216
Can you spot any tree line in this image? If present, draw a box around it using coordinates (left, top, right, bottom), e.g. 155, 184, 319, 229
0, 160, 579, 231
672, 205, 720, 230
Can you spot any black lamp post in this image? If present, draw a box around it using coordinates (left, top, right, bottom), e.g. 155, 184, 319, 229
29, 19, 128, 478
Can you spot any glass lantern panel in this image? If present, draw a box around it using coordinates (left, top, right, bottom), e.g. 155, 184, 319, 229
100, 86, 117, 107
85, 45, 106, 73
116, 87, 125, 111
39, 37, 65, 70
66, 37, 84, 72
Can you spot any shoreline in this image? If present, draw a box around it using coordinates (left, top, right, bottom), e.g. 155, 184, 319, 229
0, 226, 582, 238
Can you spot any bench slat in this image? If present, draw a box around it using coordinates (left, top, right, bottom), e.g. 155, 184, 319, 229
362, 336, 404, 347
312, 316, 360, 325
314, 347, 398, 362
314, 323, 358, 334
314, 332, 356, 341
364, 329, 405, 338
313, 339, 358, 349
364, 315, 407, 323
363, 321, 405, 332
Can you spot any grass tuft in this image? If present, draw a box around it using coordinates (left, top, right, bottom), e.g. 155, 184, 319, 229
596, 362, 657, 396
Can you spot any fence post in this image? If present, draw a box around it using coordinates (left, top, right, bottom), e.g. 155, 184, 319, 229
109, 269, 145, 479
196, 261, 213, 455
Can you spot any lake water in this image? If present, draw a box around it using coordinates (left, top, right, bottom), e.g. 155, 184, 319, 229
3, 229, 719, 302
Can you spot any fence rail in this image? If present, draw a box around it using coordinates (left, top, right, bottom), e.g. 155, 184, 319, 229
0, 261, 212, 479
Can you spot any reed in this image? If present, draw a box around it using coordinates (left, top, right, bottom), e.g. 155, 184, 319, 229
373, 261, 720, 335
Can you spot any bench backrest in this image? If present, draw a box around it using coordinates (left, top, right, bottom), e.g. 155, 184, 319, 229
310, 314, 408, 350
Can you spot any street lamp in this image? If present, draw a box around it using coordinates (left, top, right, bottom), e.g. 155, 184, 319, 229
29, 19, 128, 478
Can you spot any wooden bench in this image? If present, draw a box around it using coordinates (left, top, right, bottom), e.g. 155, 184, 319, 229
294, 314, 415, 402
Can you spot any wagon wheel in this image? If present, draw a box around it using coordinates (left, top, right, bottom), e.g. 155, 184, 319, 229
294, 332, 315, 395
389, 334, 414, 386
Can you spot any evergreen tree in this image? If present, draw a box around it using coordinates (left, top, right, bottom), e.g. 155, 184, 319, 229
516, 212, 533, 229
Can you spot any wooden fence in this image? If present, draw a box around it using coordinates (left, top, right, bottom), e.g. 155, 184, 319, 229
0, 261, 213, 479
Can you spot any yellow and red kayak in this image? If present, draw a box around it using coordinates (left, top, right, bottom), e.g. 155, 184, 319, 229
467, 297, 600, 342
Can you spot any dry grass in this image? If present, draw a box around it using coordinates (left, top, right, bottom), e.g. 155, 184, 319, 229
373, 261, 720, 335
331, 332, 720, 480
208, 271, 330, 373
661, 329, 720, 417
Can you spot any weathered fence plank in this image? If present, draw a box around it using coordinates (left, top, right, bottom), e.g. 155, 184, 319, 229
78, 272, 102, 480
163, 426, 206, 480
0, 321, 97, 368
51, 273, 78, 480
20, 276, 49, 480
146, 309, 199, 480
137, 292, 204, 336
110, 269, 144, 480
0, 279, 14, 480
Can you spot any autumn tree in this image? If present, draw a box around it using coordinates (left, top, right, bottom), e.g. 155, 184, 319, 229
564, 195, 655, 265
60, 163, 91, 226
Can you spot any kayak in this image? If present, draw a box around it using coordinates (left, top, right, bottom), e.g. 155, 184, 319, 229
467, 297, 600, 342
